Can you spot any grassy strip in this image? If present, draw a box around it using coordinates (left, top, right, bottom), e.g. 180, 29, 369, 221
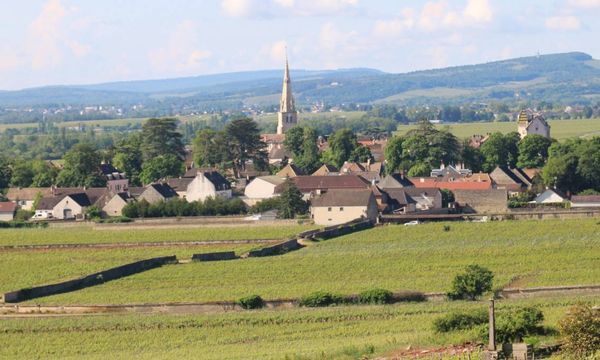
0, 224, 314, 246
33, 218, 600, 305
1, 295, 594, 359
0, 245, 256, 293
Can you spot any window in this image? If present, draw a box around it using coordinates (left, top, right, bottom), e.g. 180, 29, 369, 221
339, 207, 344, 211
327, 207, 332, 212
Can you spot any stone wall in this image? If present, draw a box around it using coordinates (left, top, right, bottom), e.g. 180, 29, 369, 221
299, 219, 374, 240
246, 239, 301, 257
2, 256, 176, 303
192, 251, 237, 262
454, 189, 508, 213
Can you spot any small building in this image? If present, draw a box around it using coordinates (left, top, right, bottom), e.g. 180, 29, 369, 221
244, 176, 286, 204
532, 189, 567, 204
276, 175, 371, 199
5, 187, 53, 211
34, 197, 62, 219
100, 163, 129, 193
517, 109, 550, 139
0, 202, 17, 221
454, 189, 508, 213
52, 193, 92, 220
310, 189, 378, 225
430, 164, 472, 178
138, 184, 178, 204
379, 173, 414, 189
312, 164, 339, 176
276, 163, 303, 178
490, 166, 532, 193
102, 192, 135, 217
570, 195, 600, 208
175, 169, 232, 202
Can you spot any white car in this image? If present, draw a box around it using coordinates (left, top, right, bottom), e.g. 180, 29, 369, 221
403, 220, 420, 226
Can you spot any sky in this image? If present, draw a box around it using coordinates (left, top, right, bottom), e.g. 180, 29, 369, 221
1, 0, 599, 90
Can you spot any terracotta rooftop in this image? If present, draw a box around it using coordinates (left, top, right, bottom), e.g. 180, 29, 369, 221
0, 202, 17, 213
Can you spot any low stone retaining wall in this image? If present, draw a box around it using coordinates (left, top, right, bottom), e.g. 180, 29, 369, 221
246, 239, 301, 257
1, 256, 177, 303
298, 219, 374, 240
192, 251, 237, 262
497, 284, 600, 299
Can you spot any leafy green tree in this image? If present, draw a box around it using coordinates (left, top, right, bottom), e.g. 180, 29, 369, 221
192, 129, 228, 168
294, 127, 320, 174
407, 162, 430, 177
348, 145, 373, 163
448, 265, 494, 301
559, 303, 600, 359
575, 140, 600, 189
141, 118, 185, 161
0, 156, 12, 189
277, 179, 308, 219
323, 128, 359, 167
56, 143, 106, 187
517, 135, 552, 168
384, 136, 403, 174
541, 153, 580, 193
460, 141, 484, 172
225, 118, 267, 178
139, 154, 184, 185
113, 133, 143, 186
10, 161, 35, 187
283, 126, 305, 157
480, 132, 520, 172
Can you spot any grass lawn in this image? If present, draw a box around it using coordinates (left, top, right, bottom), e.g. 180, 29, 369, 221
35, 218, 600, 305
0, 244, 257, 293
0, 224, 314, 246
396, 118, 600, 140
0, 295, 595, 360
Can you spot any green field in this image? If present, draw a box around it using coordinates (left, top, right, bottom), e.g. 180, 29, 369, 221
0, 244, 257, 293
0, 295, 594, 359
396, 118, 600, 140
34, 219, 600, 305
0, 224, 313, 246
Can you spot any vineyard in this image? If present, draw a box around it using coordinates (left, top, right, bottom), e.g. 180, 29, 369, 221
27, 218, 600, 305
1, 294, 595, 359
0, 224, 313, 246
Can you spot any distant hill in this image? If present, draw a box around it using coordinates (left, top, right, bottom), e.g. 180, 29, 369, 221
1, 52, 599, 108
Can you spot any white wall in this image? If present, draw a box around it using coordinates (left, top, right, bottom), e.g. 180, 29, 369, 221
52, 196, 85, 220
535, 190, 564, 204
186, 174, 232, 202
244, 178, 278, 199
311, 201, 377, 226
0, 212, 14, 221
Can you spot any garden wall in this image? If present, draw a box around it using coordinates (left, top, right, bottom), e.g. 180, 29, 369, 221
192, 251, 237, 261
246, 239, 301, 257
299, 219, 374, 240
2, 256, 177, 303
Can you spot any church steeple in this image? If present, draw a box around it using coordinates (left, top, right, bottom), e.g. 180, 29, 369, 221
277, 50, 297, 135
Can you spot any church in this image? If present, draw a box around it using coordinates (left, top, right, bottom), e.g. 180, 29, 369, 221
261, 55, 298, 164
517, 109, 550, 139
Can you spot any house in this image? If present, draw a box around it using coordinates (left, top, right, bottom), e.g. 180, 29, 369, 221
570, 195, 600, 208
276, 175, 370, 199
430, 164, 472, 179
403, 188, 443, 211
409, 173, 492, 191
0, 202, 17, 221
6, 187, 52, 210
310, 189, 378, 225
138, 184, 178, 204
469, 134, 489, 149
268, 144, 293, 165
454, 189, 508, 213
276, 163, 303, 178
379, 173, 414, 189
52, 193, 92, 220
532, 189, 567, 204
312, 164, 339, 176
34, 197, 63, 219
244, 176, 286, 204
517, 109, 550, 139
100, 163, 128, 193
382, 189, 416, 213
102, 192, 135, 217
490, 166, 532, 193
168, 169, 231, 202
340, 161, 384, 184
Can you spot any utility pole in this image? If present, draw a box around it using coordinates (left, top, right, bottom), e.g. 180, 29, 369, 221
483, 299, 499, 360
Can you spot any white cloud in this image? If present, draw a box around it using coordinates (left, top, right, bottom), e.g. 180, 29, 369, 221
0, 49, 20, 72
148, 20, 212, 73
373, 9, 415, 38
273, 0, 294, 7
27, 0, 68, 70
545, 15, 581, 30
568, 0, 600, 8
464, 0, 493, 23
221, 0, 253, 17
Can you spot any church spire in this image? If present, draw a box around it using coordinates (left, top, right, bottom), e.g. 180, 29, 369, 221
277, 49, 298, 135
279, 49, 295, 113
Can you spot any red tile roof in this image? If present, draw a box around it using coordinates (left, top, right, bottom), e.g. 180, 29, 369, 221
0, 202, 17, 213
409, 177, 492, 191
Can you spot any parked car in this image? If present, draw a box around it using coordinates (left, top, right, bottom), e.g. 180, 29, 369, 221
404, 220, 420, 226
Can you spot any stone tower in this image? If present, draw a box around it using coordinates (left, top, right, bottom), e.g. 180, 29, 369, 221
276, 54, 298, 135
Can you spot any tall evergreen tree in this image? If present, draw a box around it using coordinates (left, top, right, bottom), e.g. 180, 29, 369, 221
277, 179, 308, 219
225, 118, 267, 178
141, 118, 185, 161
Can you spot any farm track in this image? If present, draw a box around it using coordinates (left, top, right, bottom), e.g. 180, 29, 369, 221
2, 285, 598, 318
0, 239, 282, 252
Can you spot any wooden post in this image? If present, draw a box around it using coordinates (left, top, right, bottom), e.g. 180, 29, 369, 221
488, 299, 496, 351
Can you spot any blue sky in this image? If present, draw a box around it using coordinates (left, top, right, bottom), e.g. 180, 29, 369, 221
1, 0, 599, 90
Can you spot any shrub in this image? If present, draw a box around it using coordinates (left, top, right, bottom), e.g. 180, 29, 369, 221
85, 205, 102, 220
299, 291, 345, 307
237, 295, 264, 310
249, 198, 280, 214
559, 303, 600, 358
487, 307, 545, 343
443, 225, 451, 232
433, 310, 487, 333
357, 288, 394, 304
448, 264, 494, 301
14, 209, 34, 221
0, 221, 47, 228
